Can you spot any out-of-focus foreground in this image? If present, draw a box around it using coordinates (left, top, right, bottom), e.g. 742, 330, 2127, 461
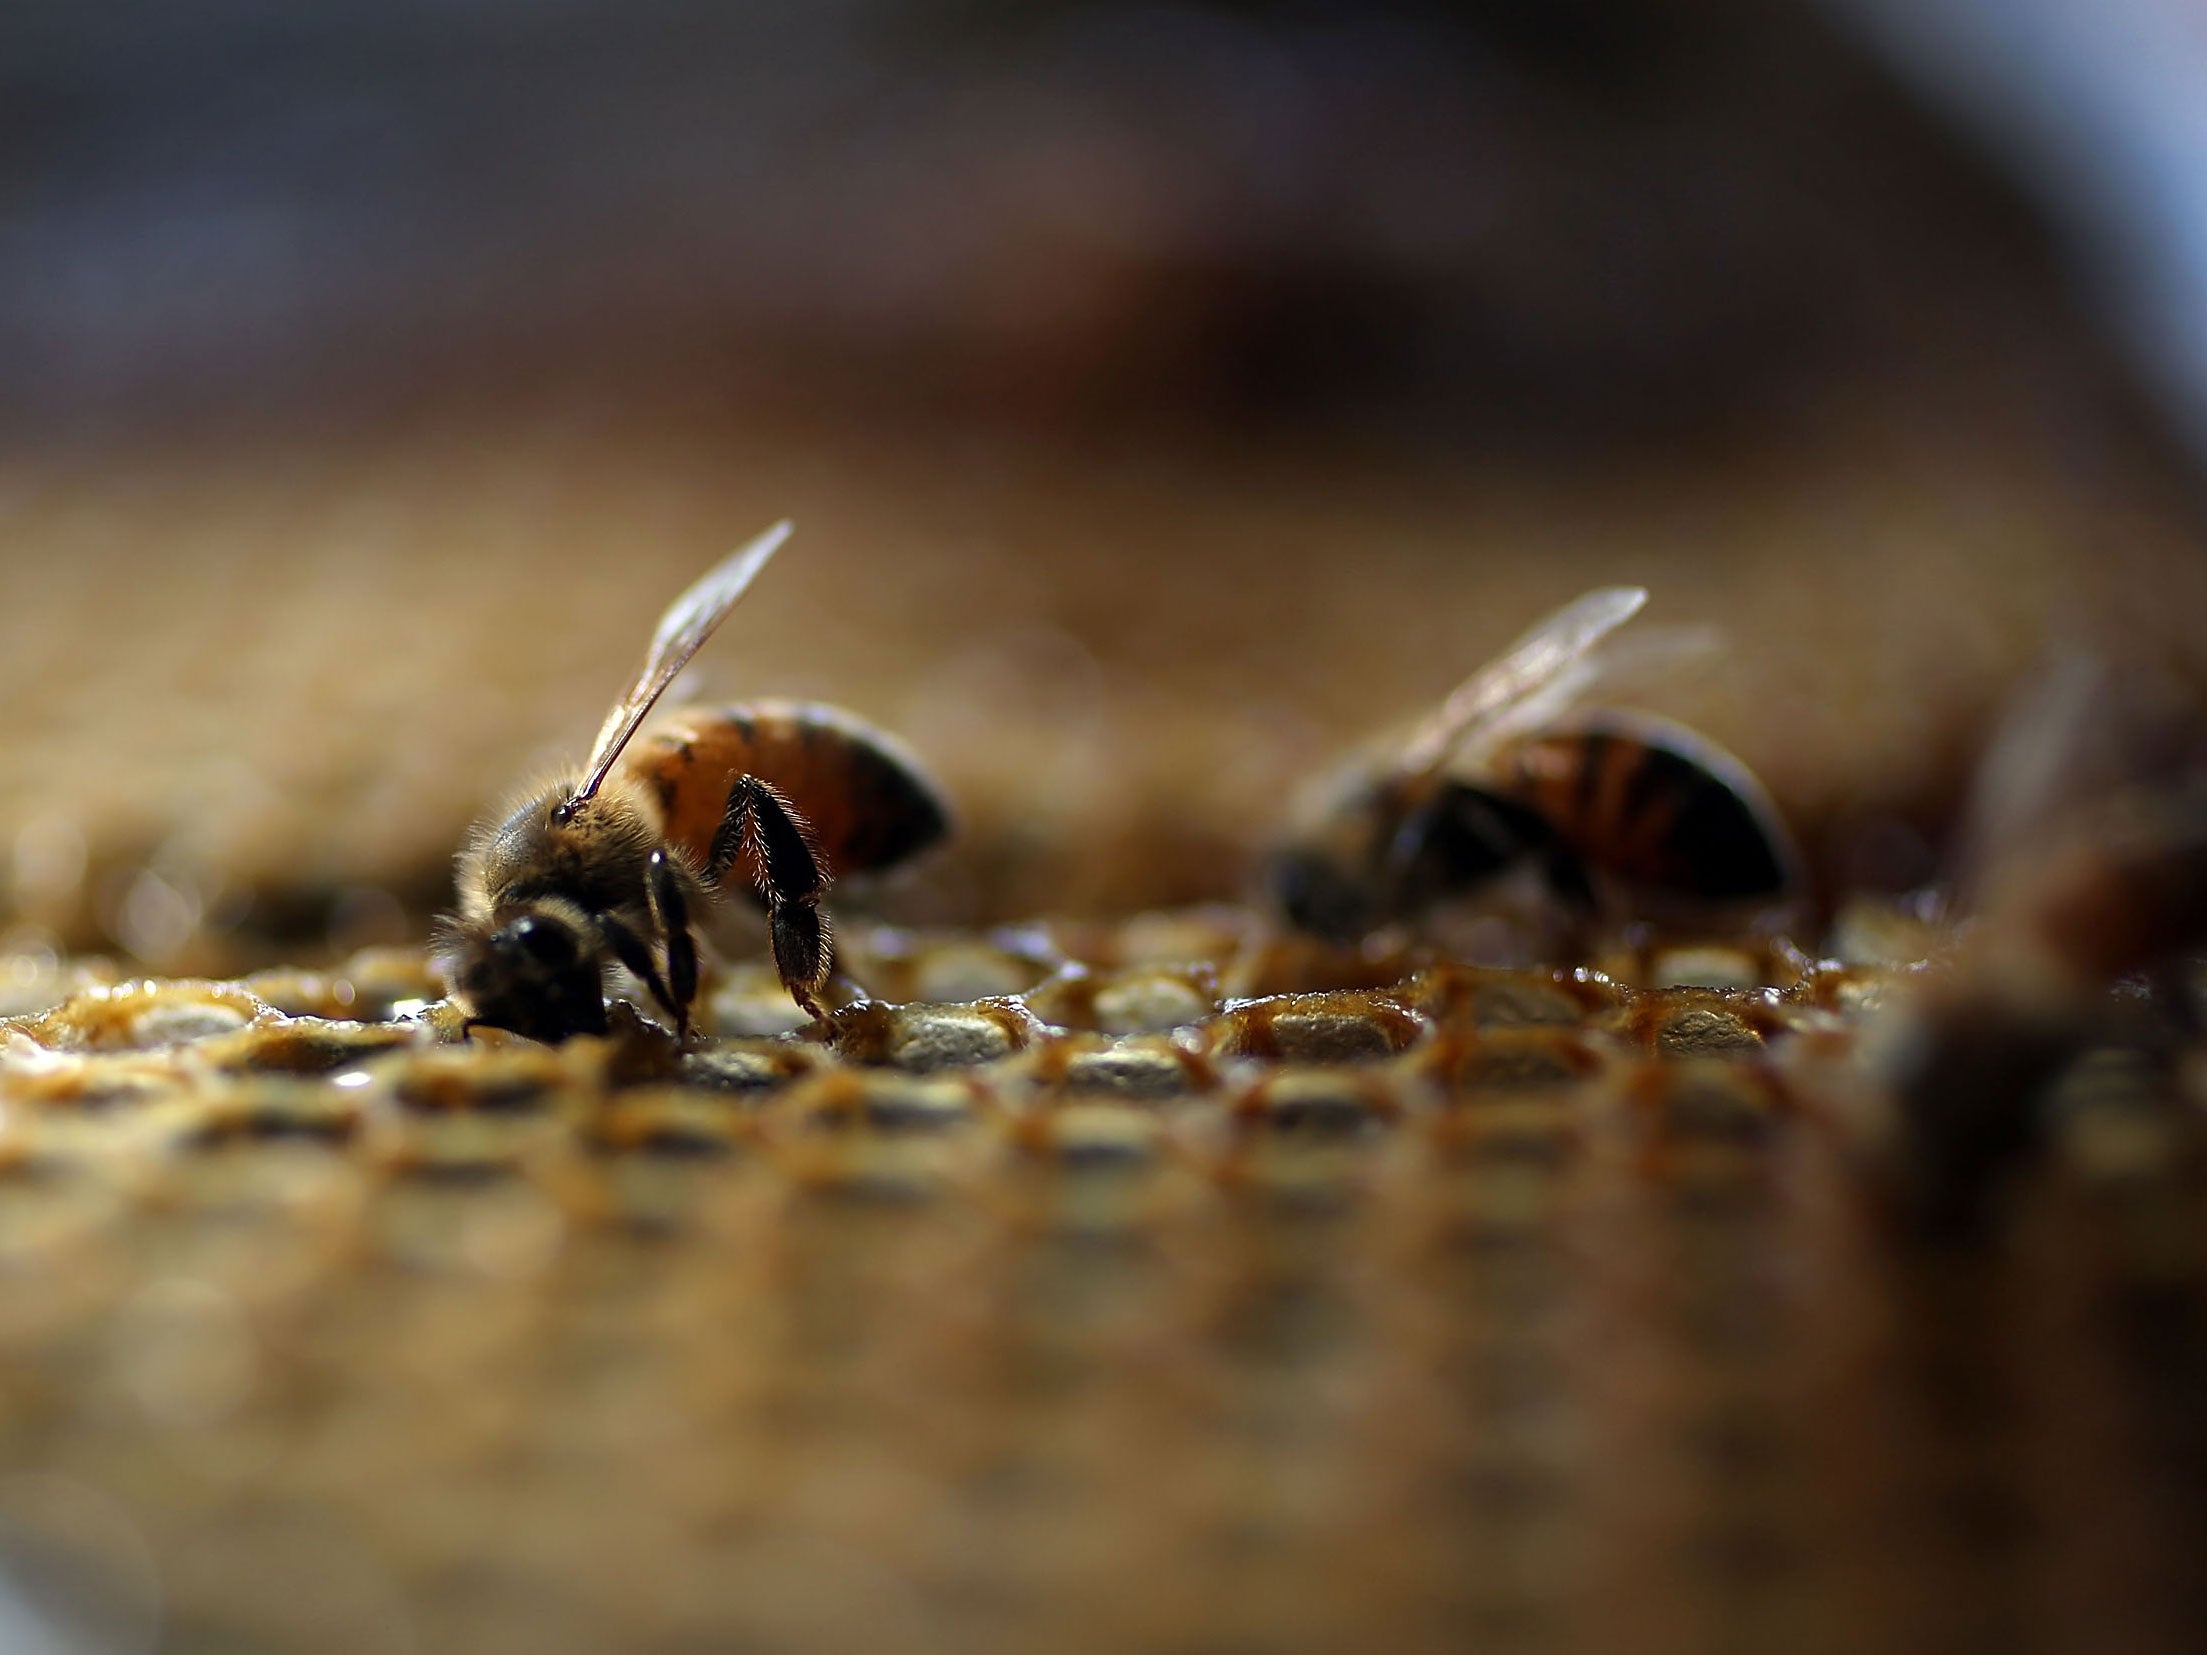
0, 912, 2199, 1655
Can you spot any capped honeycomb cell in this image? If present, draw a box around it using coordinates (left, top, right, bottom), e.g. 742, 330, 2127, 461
827, 997, 1045, 1071
1011, 1101, 1168, 1168
170, 1077, 369, 1149
1229, 1066, 1404, 1136
1212, 989, 1428, 1063
16, 980, 274, 1052
1016, 1031, 1212, 1103
676, 1039, 828, 1095
1419, 1027, 1605, 1097
776, 1068, 982, 1134
840, 929, 1059, 1004
1401, 963, 1622, 1030
1629, 990, 1777, 1059
376, 1044, 571, 1112
1647, 944, 1772, 991
197, 1019, 423, 1076
1427, 1097, 1580, 1167
1641, 1062, 1786, 1147
1026, 962, 1221, 1033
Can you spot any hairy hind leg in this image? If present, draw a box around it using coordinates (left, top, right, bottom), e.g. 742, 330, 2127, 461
709, 775, 833, 1019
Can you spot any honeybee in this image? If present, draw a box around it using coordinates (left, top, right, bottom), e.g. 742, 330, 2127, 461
445, 522, 950, 1042
1877, 662, 2207, 1236
1270, 586, 1800, 942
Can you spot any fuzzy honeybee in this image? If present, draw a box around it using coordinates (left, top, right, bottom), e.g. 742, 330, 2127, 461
1876, 662, 2207, 1236
445, 523, 949, 1042
1269, 586, 1800, 942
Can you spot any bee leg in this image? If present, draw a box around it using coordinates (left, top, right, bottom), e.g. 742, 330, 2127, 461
1538, 853, 1604, 958
646, 847, 700, 1039
1540, 850, 1598, 915
598, 914, 683, 1036
709, 776, 833, 1019
772, 905, 833, 1022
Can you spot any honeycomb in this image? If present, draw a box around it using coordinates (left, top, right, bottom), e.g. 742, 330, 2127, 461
6, 9, 2206, 1647
0, 309, 2197, 1655
1, 904, 2202, 1655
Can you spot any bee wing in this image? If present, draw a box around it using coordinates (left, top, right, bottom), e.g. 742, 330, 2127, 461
1399, 585, 1649, 779
1450, 616, 1721, 768
1948, 654, 2190, 907
1523, 620, 1723, 726
567, 520, 794, 807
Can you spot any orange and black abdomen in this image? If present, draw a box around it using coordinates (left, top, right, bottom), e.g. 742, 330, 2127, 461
625, 700, 950, 883
1497, 716, 1796, 902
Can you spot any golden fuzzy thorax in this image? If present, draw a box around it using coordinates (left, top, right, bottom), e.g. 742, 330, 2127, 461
455, 771, 669, 929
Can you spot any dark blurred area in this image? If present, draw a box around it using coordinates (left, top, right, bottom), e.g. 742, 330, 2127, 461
0, 0, 2128, 445
0, 0, 2203, 962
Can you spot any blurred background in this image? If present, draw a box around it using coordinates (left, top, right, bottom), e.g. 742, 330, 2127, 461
1, 0, 2204, 967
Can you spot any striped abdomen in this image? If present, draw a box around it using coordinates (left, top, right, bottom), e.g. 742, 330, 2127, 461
622, 700, 950, 885
1493, 714, 1797, 902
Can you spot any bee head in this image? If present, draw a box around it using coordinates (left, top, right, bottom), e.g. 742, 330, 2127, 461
1269, 768, 1412, 943
1268, 843, 1385, 943
451, 907, 609, 1043
1273, 776, 1547, 942
1391, 783, 1525, 890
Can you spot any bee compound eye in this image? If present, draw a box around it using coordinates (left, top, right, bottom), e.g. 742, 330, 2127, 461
1271, 850, 1369, 942
507, 916, 572, 965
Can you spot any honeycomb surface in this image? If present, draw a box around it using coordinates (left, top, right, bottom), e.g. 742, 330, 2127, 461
0, 311, 2199, 1655
1, 913, 2203, 1655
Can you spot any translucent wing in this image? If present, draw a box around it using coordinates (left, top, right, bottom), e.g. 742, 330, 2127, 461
1512, 619, 1722, 733
564, 520, 793, 812
1398, 585, 1649, 780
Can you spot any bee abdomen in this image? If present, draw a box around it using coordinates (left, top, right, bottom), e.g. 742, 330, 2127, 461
628, 700, 950, 882
1503, 719, 1794, 902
